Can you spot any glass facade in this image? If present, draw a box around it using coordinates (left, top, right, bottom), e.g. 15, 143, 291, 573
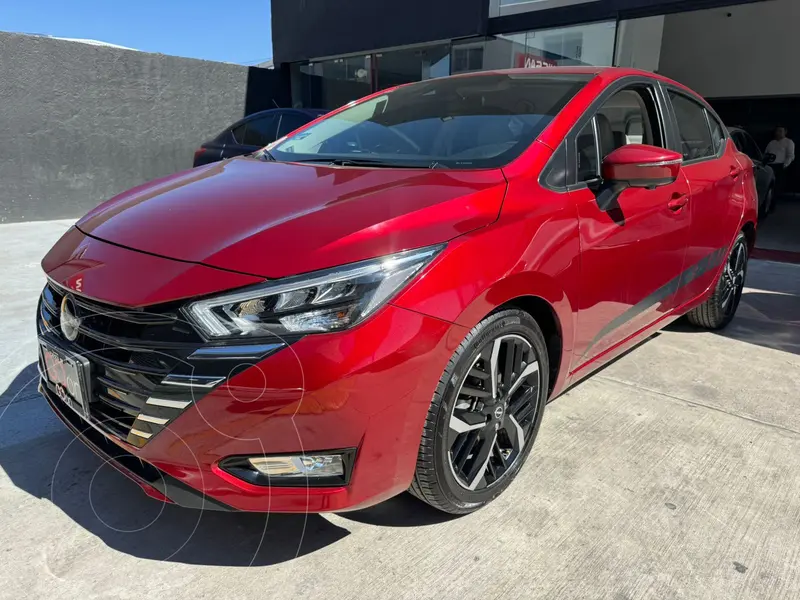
292, 56, 373, 110
291, 21, 617, 109
491, 0, 603, 18
452, 21, 617, 74
375, 44, 451, 89
291, 43, 451, 110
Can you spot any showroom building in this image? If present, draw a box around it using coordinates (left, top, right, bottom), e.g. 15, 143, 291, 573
271, 0, 796, 147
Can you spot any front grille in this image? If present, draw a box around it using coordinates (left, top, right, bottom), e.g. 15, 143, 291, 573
38, 282, 211, 447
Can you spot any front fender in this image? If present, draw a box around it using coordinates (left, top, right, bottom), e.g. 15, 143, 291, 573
392, 180, 581, 395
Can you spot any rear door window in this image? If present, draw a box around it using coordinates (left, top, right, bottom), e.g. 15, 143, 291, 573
668, 91, 714, 161
243, 115, 278, 147
706, 112, 726, 155
278, 113, 311, 138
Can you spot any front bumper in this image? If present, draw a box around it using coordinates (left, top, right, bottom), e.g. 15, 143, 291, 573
40, 301, 467, 512
41, 382, 233, 510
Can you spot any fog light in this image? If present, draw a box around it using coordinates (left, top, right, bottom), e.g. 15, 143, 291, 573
248, 455, 344, 478
219, 449, 356, 487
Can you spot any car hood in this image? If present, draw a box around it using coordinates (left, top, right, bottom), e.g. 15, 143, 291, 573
76, 158, 507, 279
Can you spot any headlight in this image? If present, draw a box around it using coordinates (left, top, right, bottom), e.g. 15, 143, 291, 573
183, 245, 443, 338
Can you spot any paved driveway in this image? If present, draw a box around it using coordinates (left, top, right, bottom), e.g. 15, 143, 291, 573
2, 221, 799, 600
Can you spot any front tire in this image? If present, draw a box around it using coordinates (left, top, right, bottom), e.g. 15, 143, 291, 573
410, 309, 549, 514
687, 232, 748, 330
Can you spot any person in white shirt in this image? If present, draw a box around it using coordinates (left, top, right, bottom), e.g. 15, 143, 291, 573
765, 126, 795, 210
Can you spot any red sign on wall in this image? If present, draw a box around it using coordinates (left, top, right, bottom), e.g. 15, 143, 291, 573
514, 53, 558, 69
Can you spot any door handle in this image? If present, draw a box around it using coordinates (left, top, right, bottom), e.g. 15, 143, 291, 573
730, 166, 743, 178
668, 194, 689, 211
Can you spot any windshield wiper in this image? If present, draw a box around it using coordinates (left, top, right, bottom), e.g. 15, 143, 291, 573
294, 157, 431, 169
256, 148, 277, 162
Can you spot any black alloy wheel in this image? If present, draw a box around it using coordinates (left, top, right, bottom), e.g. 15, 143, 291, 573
410, 310, 549, 514
687, 232, 748, 330
720, 238, 747, 320
448, 334, 540, 491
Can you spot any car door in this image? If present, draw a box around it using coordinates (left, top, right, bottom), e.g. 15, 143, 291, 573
665, 89, 743, 308
569, 80, 692, 365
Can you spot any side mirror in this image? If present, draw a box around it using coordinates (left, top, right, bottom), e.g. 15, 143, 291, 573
601, 144, 683, 188
764, 152, 776, 164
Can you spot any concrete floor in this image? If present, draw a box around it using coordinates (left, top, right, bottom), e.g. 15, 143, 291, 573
2, 221, 800, 600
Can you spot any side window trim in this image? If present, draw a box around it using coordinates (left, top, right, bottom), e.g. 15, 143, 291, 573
566, 116, 601, 191
589, 116, 602, 181
539, 142, 570, 193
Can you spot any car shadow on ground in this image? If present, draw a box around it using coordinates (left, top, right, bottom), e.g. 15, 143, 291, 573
339, 492, 459, 527
0, 363, 456, 566
0, 362, 40, 407
0, 363, 352, 567
667, 290, 800, 356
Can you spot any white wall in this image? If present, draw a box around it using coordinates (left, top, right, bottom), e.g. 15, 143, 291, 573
658, 0, 800, 98
615, 16, 664, 73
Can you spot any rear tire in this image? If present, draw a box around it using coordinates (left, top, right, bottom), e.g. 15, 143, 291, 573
761, 186, 773, 221
409, 309, 549, 514
687, 232, 748, 330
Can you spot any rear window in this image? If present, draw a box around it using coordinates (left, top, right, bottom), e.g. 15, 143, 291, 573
271, 74, 590, 169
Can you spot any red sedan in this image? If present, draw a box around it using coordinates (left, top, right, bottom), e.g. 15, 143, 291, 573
38, 67, 757, 515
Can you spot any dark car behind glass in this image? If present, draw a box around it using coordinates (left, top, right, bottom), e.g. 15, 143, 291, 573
728, 126, 775, 218
193, 108, 327, 167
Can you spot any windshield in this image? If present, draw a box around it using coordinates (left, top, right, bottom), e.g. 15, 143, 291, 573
270, 73, 590, 169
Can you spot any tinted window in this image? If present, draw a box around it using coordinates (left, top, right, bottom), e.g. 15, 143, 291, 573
271, 74, 590, 169
595, 87, 663, 159
278, 113, 311, 138
731, 131, 745, 153
243, 115, 278, 146
231, 123, 247, 144
576, 119, 599, 182
668, 91, 714, 161
741, 131, 762, 161
707, 112, 726, 155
